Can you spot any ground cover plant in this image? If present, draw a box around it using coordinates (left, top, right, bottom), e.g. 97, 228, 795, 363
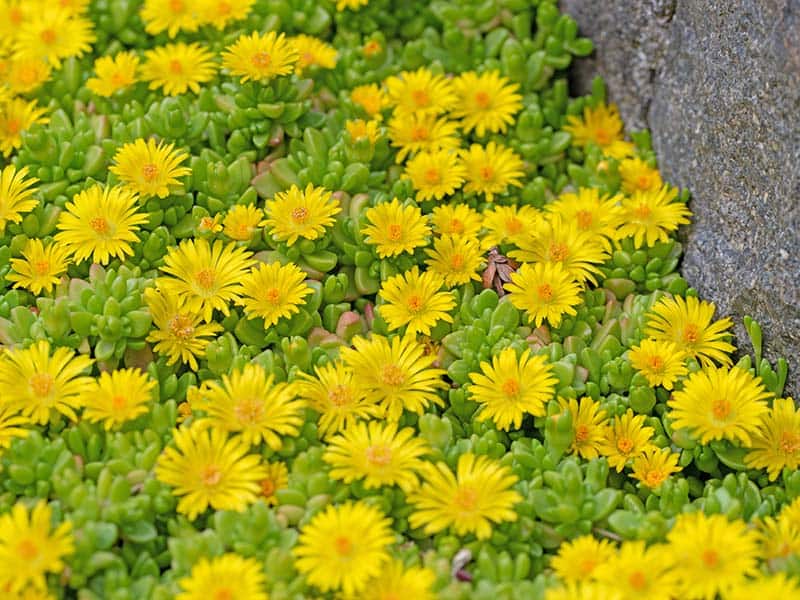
0, 0, 798, 598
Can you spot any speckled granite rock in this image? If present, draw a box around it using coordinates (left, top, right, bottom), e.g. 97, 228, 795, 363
561, 0, 800, 395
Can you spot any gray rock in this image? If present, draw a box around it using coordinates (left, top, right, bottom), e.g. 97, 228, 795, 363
560, 0, 800, 396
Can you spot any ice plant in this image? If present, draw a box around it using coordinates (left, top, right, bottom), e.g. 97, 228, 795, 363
404, 149, 467, 201
564, 103, 635, 159
482, 204, 542, 247
86, 51, 139, 97
385, 67, 457, 118
4, 57, 51, 94
0, 97, 49, 156
262, 183, 340, 245
0, 407, 30, 452
14, 9, 95, 67
110, 138, 191, 199
630, 447, 682, 488
547, 188, 623, 243
291, 34, 337, 74
140, 0, 200, 37
619, 157, 663, 194
351, 83, 388, 119
429, 203, 482, 238
593, 541, 678, 600
259, 461, 289, 506
451, 70, 523, 136
617, 185, 692, 248
424, 234, 484, 287
387, 113, 460, 163
354, 559, 437, 600
222, 31, 298, 83
0, 164, 39, 233
222, 204, 263, 241
6, 238, 72, 295
199, 0, 254, 30
506, 261, 583, 327
361, 198, 431, 258
745, 397, 800, 480
550, 534, 616, 583
175, 553, 268, 600
559, 397, 609, 459
628, 338, 688, 390
461, 142, 525, 201
600, 409, 656, 471
81, 368, 156, 430
238, 261, 313, 326
377, 266, 455, 335
140, 42, 217, 96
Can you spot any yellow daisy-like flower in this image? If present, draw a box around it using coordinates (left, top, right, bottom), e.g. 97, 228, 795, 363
50, 0, 91, 16
198, 0, 254, 30
547, 187, 623, 244
0, 340, 93, 425
482, 204, 542, 248
628, 338, 688, 390
345, 118, 380, 145
594, 541, 678, 600
0, 164, 38, 233
387, 113, 460, 163
506, 261, 583, 327
755, 513, 800, 560
295, 361, 381, 439
176, 553, 267, 600
262, 183, 340, 246
349, 559, 437, 600
291, 34, 337, 74
725, 573, 800, 599
599, 409, 656, 472
0, 97, 49, 157
451, 70, 523, 137
645, 295, 736, 367
405, 149, 466, 202
13, 10, 94, 68
630, 446, 682, 488
361, 197, 430, 258
378, 266, 455, 335
86, 51, 139, 97
144, 285, 223, 371
550, 534, 616, 583
4, 57, 51, 94
81, 368, 156, 430
781, 496, 800, 527
222, 31, 298, 83
668, 365, 770, 445
461, 142, 525, 202
564, 103, 635, 159
238, 261, 312, 326
155, 424, 268, 520
0, 406, 30, 452
409, 452, 521, 540
468, 346, 557, 430
193, 363, 305, 449
559, 397, 609, 459
351, 83, 388, 119
6, 238, 71, 295
141, 42, 217, 96
140, 0, 200, 37
0, 501, 73, 594
337, 0, 369, 10
545, 583, 622, 600
618, 185, 692, 248
385, 67, 457, 118
745, 397, 800, 481
109, 137, 191, 199
293, 501, 394, 596
429, 203, 482, 238
425, 234, 484, 287
323, 420, 430, 492
222, 204, 262, 241
667, 512, 759, 600
197, 214, 223, 234
340, 333, 446, 421
0, 0, 32, 42
259, 460, 288, 506
158, 238, 254, 323
619, 157, 663, 194
54, 184, 148, 265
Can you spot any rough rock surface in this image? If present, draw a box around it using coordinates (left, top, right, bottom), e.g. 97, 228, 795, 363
560, 0, 800, 394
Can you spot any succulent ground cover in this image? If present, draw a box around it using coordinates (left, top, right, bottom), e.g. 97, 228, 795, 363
0, 0, 798, 598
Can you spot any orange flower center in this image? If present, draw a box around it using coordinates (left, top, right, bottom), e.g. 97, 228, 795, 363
406, 295, 423, 313
90, 216, 110, 235
29, 373, 54, 397
18, 67, 38, 85
214, 589, 233, 600
260, 477, 276, 497
474, 91, 491, 109
365, 444, 392, 466
479, 165, 494, 181
579, 559, 596, 575
647, 355, 665, 372
328, 384, 351, 407
200, 216, 217, 230
423, 168, 441, 185
168, 314, 195, 339
387, 223, 402, 241
549, 242, 569, 262
216, 1, 232, 15
454, 485, 478, 511
617, 437, 634, 454
628, 571, 647, 590
683, 323, 700, 344
33, 260, 51, 275
178, 402, 192, 418
251, 52, 271, 68
410, 126, 428, 142
111, 395, 127, 410
265, 288, 281, 305
40, 29, 56, 45
780, 432, 800, 455
575, 210, 593, 230
594, 128, 611, 145
110, 71, 127, 87
202, 465, 222, 487
9, 7, 22, 24
169, 0, 184, 12
6, 118, 21, 135
234, 398, 264, 424
169, 59, 183, 74
291, 206, 308, 223
633, 203, 651, 220
711, 399, 731, 420
301, 51, 315, 66
363, 40, 381, 56
637, 174, 652, 190
142, 163, 159, 181
505, 217, 522, 235
449, 219, 464, 234
411, 89, 430, 107
334, 536, 353, 555
381, 364, 405, 386
195, 268, 216, 290
574, 424, 590, 442
702, 549, 719, 568
537, 283, 553, 301
17, 539, 38, 560
450, 254, 464, 270
502, 378, 520, 397
645, 469, 666, 488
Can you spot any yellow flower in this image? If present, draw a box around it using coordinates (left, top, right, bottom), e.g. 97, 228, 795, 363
193, 363, 305, 449
337, 0, 369, 10
259, 461, 288, 506
429, 203, 482, 238
155, 424, 268, 520
667, 512, 759, 600
600, 409, 656, 471
176, 553, 267, 600
293, 501, 394, 596
0, 97, 49, 157
340, 333, 446, 421
351, 83, 388, 119
141, 42, 217, 96
291, 34, 337, 74
0, 340, 93, 425
144, 284, 223, 370
81, 368, 156, 430
295, 360, 381, 439
506, 261, 583, 327
387, 113, 460, 163
550, 534, 616, 583
755, 513, 800, 560
0, 406, 30, 452
323, 420, 430, 492
745, 397, 800, 481
451, 70, 522, 136
86, 51, 139, 97
644, 295, 736, 367
482, 204, 541, 248
425, 234, 484, 287
547, 187, 623, 244
404, 149, 466, 201
724, 573, 800, 599
409, 453, 521, 539
13, 9, 94, 68
559, 397, 608, 459
49, 0, 91, 16
617, 185, 691, 248
238, 261, 312, 326
349, 559, 437, 600
780, 496, 800, 527
668, 365, 770, 445
140, 0, 200, 37
197, 213, 222, 234
593, 541, 678, 600
564, 103, 635, 159
222, 31, 298, 83
468, 346, 557, 430
385, 67, 457, 118
628, 338, 688, 390
630, 446, 682, 488
0, 0, 32, 43
158, 239, 254, 323
54, 184, 148, 265
461, 142, 525, 201
4, 57, 51, 94
345, 118, 380, 145
361, 197, 430, 258
0, 164, 38, 233
0, 501, 73, 594
6, 238, 72, 295
198, 0, 254, 30
222, 203, 262, 241
378, 266, 454, 335
545, 583, 622, 600
619, 157, 663, 194
109, 137, 191, 199
262, 183, 340, 245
